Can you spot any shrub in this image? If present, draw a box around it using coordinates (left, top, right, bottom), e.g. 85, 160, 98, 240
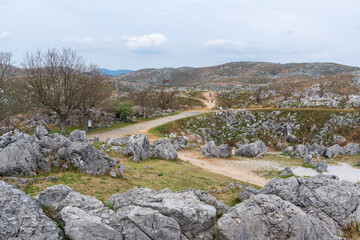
111, 100, 134, 121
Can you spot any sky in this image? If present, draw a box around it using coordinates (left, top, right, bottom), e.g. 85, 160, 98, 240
1, 0, 360, 70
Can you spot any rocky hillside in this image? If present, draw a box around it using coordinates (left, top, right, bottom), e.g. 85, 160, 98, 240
114, 61, 360, 87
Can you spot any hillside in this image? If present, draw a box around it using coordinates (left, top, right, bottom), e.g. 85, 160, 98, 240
114, 61, 360, 87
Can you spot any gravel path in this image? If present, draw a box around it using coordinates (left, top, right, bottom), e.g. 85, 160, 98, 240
89, 110, 204, 142
291, 163, 360, 183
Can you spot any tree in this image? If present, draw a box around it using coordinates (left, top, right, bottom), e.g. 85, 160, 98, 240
0, 52, 14, 120
0, 51, 12, 91
23, 48, 87, 135
78, 65, 111, 131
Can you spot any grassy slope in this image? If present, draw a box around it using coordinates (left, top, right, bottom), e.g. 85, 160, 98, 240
14, 148, 258, 206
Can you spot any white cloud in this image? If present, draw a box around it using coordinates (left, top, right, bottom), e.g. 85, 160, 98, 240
62, 37, 94, 44
0, 30, 10, 39
204, 38, 247, 49
125, 33, 168, 52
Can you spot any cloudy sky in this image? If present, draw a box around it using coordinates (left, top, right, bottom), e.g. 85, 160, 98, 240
1, 0, 360, 70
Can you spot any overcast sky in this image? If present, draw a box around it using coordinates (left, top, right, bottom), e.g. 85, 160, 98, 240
1, 0, 360, 70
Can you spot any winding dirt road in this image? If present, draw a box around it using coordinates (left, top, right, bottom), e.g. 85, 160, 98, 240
90, 92, 269, 187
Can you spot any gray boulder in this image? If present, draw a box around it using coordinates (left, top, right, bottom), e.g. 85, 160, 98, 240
343, 142, 360, 155
236, 186, 259, 202
180, 188, 229, 216
67, 142, 110, 175
171, 136, 189, 150
282, 146, 293, 155
235, 140, 268, 157
0, 140, 38, 176
217, 144, 232, 158
35, 126, 49, 140
0, 181, 63, 240
0, 132, 13, 148
316, 161, 328, 173
291, 144, 308, 158
60, 206, 122, 240
69, 130, 88, 143
325, 144, 344, 158
279, 167, 294, 177
150, 138, 178, 160
39, 133, 70, 150
107, 137, 129, 146
257, 175, 360, 235
107, 187, 216, 239
201, 141, 218, 157
285, 133, 299, 143
123, 134, 150, 161
309, 143, 327, 156
303, 154, 316, 167
332, 134, 346, 145
217, 194, 342, 240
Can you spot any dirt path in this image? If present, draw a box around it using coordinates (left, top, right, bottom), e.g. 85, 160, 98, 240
178, 151, 270, 187
89, 111, 204, 142
89, 92, 269, 186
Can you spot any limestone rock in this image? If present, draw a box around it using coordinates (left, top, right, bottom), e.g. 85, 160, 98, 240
217, 194, 342, 240
235, 140, 268, 157
150, 138, 178, 160
60, 206, 122, 240
69, 130, 88, 143
35, 126, 49, 140
123, 134, 150, 161
0, 181, 63, 240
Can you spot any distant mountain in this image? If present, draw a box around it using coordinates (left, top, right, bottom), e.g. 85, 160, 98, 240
113, 62, 360, 87
98, 68, 133, 76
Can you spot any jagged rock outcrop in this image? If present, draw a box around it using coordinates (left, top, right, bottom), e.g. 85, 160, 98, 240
343, 142, 360, 155
217, 194, 342, 240
325, 144, 344, 158
171, 136, 189, 150
150, 138, 178, 160
60, 206, 123, 240
123, 134, 150, 161
107, 187, 217, 239
291, 144, 308, 158
0, 181, 63, 240
239, 175, 360, 236
217, 144, 232, 158
235, 140, 268, 157
201, 141, 218, 157
0, 128, 114, 177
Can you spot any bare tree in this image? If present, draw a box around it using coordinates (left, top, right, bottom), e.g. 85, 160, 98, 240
256, 86, 263, 103
23, 48, 87, 135
0, 52, 14, 120
0, 52, 12, 90
78, 65, 111, 131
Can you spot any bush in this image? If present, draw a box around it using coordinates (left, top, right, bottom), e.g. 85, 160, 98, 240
111, 100, 134, 121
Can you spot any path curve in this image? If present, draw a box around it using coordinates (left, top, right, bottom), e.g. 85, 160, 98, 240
89, 111, 204, 142
89, 92, 269, 187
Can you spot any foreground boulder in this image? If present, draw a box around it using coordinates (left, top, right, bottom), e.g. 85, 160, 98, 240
325, 144, 344, 158
239, 175, 360, 235
107, 187, 217, 239
235, 140, 268, 157
123, 134, 150, 161
36, 185, 217, 240
218, 194, 341, 240
0, 181, 63, 240
343, 142, 360, 155
150, 138, 178, 160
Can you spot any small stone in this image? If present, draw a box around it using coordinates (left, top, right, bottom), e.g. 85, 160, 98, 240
144, 165, 152, 169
